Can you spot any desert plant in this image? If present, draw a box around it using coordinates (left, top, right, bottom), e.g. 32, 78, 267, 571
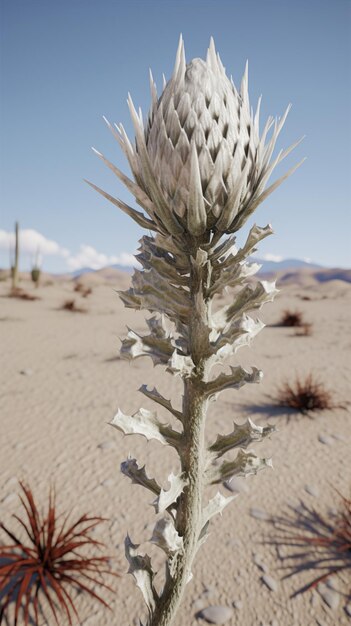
279, 309, 305, 327
74, 283, 92, 297
9, 287, 39, 301
0, 482, 116, 625
271, 493, 351, 595
82, 287, 92, 298
30, 267, 41, 287
60, 299, 86, 313
276, 374, 334, 415
88, 36, 303, 626
31, 248, 41, 288
10, 222, 19, 291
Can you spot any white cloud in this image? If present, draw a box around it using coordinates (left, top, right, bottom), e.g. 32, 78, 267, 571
0, 229, 69, 259
66, 245, 139, 271
252, 251, 284, 263
0, 228, 139, 272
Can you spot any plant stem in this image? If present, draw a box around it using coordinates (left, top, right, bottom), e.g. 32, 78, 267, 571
148, 251, 210, 626
12, 221, 19, 290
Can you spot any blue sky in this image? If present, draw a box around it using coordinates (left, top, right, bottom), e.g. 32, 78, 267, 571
1, 0, 350, 272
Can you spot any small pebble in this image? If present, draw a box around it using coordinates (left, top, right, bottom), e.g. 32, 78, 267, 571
276, 545, 287, 560
319, 587, 339, 611
97, 440, 115, 450
198, 606, 233, 624
226, 537, 240, 548
253, 553, 269, 573
262, 574, 278, 592
326, 576, 339, 591
345, 603, 351, 617
232, 600, 243, 610
20, 368, 33, 376
250, 507, 270, 521
318, 434, 334, 446
328, 506, 338, 517
332, 433, 346, 442
101, 478, 114, 487
304, 484, 319, 497
224, 477, 249, 494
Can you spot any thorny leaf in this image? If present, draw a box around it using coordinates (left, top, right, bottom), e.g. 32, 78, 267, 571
154, 472, 188, 514
151, 518, 183, 556
110, 407, 181, 450
208, 258, 261, 297
220, 280, 278, 325
119, 268, 191, 325
205, 366, 262, 398
233, 223, 274, 264
139, 385, 183, 422
202, 492, 237, 527
167, 350, 195, 378
120, 327, 173, 366
208, 314, 265, 364
121, 457, 161, 496
209, 418, 276, 458
208, 449, 273, 484
125, 535, 158, 614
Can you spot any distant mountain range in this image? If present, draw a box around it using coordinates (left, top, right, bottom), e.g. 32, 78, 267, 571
70, 263, 135, 278
251, 257, 322, 274
70, 258, 323, 278
68, 257, 351, 285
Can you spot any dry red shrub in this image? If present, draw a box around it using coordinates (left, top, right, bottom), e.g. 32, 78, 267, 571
61, 299, 86, 313
0, 483, 117, 625
276, 374, 334, 415
271, 493, 351, 594
280, 309, 305, 327
8, 288, 39, 301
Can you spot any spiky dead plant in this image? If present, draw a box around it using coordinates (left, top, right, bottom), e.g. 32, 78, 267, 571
271, 493, 351, 595
279, 309, 304, 327
88, 36, 303, 626
0, 482, 116, 625
276, 374, 334, 415
60, 299, 87, 313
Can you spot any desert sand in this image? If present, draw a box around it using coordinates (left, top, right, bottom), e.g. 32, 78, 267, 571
1, 269, 350, 626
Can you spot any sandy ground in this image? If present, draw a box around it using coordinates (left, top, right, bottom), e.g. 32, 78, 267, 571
0, 272, 350, 626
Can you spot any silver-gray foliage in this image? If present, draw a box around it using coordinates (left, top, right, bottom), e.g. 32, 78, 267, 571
89, 36, 303, 626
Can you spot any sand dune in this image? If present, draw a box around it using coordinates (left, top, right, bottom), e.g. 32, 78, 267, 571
1, 272, 350, 625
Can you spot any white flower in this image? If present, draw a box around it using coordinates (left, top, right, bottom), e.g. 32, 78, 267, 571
90, 36, 303, 238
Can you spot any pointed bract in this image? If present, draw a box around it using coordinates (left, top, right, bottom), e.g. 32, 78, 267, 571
90, 38, 303, 237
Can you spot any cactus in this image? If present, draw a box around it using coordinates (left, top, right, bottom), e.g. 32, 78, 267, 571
88, 37, 303, 626
31, 247, 41, 287
31, 267, 41, 286
11, 221, 19, 290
